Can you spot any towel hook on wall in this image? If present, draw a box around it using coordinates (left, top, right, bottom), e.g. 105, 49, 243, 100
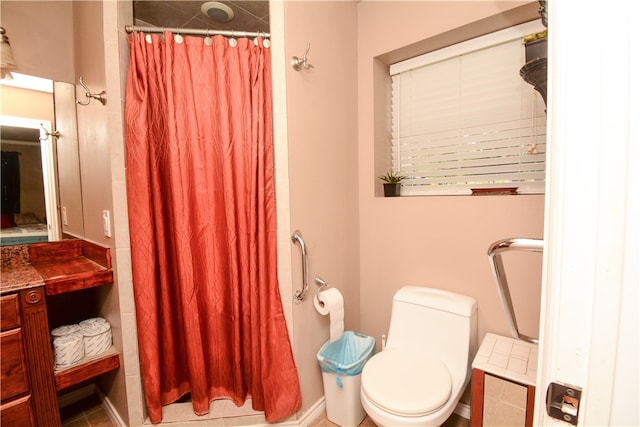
76, 76, 107, 106
39, 123, 60, 141
291, 42, 314, 71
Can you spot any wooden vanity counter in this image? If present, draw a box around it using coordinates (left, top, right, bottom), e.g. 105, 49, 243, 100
1, 240, 112, 296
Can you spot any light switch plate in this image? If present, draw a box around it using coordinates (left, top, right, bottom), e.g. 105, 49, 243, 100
102, 210, 111, 237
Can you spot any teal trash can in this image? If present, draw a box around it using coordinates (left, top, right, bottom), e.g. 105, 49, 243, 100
317, 331, 375, 427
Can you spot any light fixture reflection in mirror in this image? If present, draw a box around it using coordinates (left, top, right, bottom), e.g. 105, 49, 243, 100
0, 27, 17, 79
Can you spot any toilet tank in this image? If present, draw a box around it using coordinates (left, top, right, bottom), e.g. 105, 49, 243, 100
384, 286, 478, 376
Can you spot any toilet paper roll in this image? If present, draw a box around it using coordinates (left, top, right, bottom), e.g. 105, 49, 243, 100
79, 317, 108, 328
314, 288, 344, 343
51, 324, 81, 339
53, 333, 84, 367
80, 321, 112, 357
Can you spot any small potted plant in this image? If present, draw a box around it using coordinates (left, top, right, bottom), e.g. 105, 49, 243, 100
378, 171, 407, 197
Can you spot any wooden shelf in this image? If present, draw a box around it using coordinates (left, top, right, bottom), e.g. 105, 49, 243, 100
23, 241, 119, 392
27, 240, 113, 296
54, 347, 120, 391
36, 260, 113, 296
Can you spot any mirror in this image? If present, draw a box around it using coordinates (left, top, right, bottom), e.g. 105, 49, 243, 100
0, 74, 84, 244
52, 80, 84, 239
1, 1, 85, 243
1, 115, 57, 245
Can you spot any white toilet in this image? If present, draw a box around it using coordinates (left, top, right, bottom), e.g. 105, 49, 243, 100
360, 286, 478, 426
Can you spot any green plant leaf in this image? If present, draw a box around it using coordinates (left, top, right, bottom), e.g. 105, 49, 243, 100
378, 171, 407, 184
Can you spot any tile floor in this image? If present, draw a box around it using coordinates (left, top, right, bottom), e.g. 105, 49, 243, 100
59, 394, 116, 427
309, 412, 470, 427
59, 394, 471, 427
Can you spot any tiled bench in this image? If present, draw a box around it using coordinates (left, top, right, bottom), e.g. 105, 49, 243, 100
471, 333, 538, 427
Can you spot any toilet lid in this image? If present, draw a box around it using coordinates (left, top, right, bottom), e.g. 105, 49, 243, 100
361, 348, 452, 417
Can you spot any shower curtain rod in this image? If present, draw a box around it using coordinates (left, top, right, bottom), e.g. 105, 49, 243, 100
125, 25, 270, 38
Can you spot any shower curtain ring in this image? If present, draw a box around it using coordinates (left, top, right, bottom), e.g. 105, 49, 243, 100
229, 30, 238, 47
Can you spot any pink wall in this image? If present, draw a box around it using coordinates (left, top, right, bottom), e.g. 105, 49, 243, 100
284, 0, 360, 412
72, 1, 113, 246
0, 86, 53, 120
356, 1, 544, 351
0, 1, 75, 83
75, 2, 137, 423
281, 0, 543, 417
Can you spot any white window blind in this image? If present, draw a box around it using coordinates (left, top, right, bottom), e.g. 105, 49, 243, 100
390, 21, 547, 195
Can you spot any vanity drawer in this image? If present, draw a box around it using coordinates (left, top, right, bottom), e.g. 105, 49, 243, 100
1, 294, 20, 331
0, 329, 30, 401
0, 393, 35, 427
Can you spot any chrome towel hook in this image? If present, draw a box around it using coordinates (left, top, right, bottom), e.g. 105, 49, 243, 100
76, 76, 107, 106
39, 123, 60, 141
291, 42, 314, 71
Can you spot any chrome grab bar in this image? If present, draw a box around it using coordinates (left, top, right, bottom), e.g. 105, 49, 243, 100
487, 237, 544, 344
292, 230, 308, 304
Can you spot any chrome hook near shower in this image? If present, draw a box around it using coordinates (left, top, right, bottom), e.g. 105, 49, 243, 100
291, 42, 314, 71
76, 76, 107, 106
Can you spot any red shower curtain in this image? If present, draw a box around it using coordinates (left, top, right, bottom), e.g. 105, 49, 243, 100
124, 32, 301, 424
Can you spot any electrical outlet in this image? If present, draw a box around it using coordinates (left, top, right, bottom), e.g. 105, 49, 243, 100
61, 206, 68, 226
102, 210, 111, 237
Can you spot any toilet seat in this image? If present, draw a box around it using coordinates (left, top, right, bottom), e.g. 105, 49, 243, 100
361, 348, 452, 417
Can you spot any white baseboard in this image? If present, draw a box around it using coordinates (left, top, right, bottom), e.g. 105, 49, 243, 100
291, 398, 467, 426
294, 397, 326, 427
97, 388, 126, 427
454, 402, 471, 419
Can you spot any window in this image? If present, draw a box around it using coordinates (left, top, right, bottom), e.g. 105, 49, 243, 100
390, 21, 547, 195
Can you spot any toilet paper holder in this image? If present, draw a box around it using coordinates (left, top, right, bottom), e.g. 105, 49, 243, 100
315, 275, 329, 291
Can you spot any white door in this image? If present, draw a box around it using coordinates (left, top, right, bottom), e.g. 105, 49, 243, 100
38, 118, 61, 241
536, 0, 639, 425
